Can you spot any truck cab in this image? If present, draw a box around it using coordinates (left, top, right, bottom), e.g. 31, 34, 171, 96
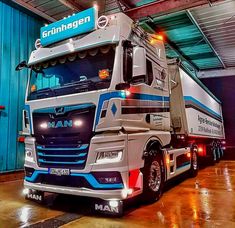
18, 8, 204, 215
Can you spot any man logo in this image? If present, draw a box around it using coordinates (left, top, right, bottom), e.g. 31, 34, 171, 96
27, 193, 42, 202
95, 203, 119, 214
55, 107, 65, 115
47, 120, 73, 128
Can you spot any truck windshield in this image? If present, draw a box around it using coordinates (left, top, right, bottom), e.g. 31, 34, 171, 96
28, 45, 115, 100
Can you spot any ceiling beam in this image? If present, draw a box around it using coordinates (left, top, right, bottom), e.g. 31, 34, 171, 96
186, 10, 226, 69
11, 0, 56, 22
125, 0, 225, 20
198, 68, 235, 78
58, 0, 84, 12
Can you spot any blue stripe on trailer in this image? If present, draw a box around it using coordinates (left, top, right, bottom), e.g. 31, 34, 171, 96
184, 96, 221, 119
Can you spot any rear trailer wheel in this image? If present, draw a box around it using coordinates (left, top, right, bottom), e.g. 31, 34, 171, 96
215, 147, 221, 162
189, 149, 198, 177
219, 147, 224, 158
141, 153, 165, 203
207, 145, 216, 165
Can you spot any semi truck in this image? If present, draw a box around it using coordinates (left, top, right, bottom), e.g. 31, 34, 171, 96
16, 7, 225, 215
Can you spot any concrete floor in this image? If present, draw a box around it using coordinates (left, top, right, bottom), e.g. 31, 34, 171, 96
0, 161, 234, 228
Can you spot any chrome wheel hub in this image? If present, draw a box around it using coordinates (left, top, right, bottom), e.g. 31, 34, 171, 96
149, 161, 161, 192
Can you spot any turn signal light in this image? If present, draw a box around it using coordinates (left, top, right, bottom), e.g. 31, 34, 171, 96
198, 147, 203, 153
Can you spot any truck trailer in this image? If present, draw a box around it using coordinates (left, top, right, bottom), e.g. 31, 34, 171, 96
16, 7, 225, 215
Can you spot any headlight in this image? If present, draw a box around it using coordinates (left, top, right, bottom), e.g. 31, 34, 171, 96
96, 151, 122, 164
25, 148, 34, 162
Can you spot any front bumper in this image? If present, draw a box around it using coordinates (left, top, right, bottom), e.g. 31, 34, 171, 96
24, 132, 131, 200
24, 180, 126, 201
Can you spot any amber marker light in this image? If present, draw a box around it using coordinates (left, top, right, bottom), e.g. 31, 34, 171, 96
166, 156, 170, 165
31, 84, 37, 93
198, 147, 203, 153
99, 69, 110, 80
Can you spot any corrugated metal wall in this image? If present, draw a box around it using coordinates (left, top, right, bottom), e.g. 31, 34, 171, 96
0, 1, 43, 172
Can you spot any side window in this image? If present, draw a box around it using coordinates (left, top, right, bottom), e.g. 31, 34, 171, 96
146, 59, 153, 85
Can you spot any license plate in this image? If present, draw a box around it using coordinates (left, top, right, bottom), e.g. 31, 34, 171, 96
49, 168, 70, 176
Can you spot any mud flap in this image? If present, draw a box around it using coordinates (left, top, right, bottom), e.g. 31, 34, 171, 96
93, 199, 123, 216
25, 189, 44, 203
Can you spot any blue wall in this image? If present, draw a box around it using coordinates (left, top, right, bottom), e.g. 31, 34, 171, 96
0, 1, 43, 172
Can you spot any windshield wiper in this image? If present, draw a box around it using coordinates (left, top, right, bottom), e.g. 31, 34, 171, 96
62, 80, 97, 91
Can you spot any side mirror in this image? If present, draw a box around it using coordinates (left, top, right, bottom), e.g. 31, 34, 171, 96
15, 61, 28, 71
123, 40, 133, 83
133, 47, 146, 79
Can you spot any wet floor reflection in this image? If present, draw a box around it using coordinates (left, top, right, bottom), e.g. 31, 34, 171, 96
0, 161, 235, 227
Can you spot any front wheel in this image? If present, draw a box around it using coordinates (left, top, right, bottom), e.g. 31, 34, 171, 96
141, 153, 165, 203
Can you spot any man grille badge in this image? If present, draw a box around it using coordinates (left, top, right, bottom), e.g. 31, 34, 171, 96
55, 107, 65, 115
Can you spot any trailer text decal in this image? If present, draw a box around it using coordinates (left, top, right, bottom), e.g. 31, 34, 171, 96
40, 7, 97, 46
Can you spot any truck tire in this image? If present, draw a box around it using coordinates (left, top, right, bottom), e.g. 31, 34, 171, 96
215, 147, 221, 162
141, 153, 165, 203
219, 147, 224, 158
207, 145, 216, 165
189, 148, 198, 177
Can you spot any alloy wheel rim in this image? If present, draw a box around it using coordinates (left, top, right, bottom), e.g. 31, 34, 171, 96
149, 161, 161, 192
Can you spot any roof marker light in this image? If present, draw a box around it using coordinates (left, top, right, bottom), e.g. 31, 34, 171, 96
35, 39, 42, 49
93, 3, 98, 10
97, 15, 109, 29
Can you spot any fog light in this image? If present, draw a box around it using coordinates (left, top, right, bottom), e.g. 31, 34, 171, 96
109, 200, 118, 207
23, 188, 29, 195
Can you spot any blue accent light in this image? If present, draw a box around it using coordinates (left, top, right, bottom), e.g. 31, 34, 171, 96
111, 103, 117, 116
34, 104, 94, 114
25, 170, 124, 189
25, 170, 48, 182
40, 7, 97, 46
37, 152, 87, 158
71, 173, 123, 189
37, 144, 88, 151
38, 159, 85, 165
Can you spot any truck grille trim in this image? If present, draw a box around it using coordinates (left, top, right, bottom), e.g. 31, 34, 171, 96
36, 144, 89, 169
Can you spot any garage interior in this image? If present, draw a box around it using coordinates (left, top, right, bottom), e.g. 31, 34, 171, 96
0, 0, 234, 227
